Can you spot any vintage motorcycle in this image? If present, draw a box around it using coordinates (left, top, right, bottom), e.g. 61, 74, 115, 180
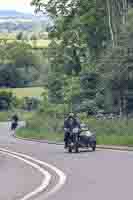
66, 124, 96, 153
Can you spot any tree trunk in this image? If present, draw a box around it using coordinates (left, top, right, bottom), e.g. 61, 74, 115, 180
106, 0, 115, 47
119, 88, 124, 118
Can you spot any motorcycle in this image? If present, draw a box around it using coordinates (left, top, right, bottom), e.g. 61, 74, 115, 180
66, 124, 96, 153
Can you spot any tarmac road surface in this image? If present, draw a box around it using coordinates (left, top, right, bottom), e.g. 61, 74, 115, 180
0, 122, 133, 200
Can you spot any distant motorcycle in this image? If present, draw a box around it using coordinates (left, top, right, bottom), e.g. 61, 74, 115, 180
66, 124, 96, 153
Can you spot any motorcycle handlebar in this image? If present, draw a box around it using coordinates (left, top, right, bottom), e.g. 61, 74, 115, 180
64, 127, 81, 132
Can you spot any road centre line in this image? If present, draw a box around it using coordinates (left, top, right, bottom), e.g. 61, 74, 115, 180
0, 150, 51, 200
0, 148, 67, 199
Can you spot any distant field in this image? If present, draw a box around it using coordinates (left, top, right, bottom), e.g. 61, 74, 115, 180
0, 38, 50, 48
0, 33, 50, 48
0, 87, 45, 98
0, 33, 16, 40
29, 39, 51, 48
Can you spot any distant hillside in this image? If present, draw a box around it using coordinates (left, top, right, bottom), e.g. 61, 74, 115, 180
0, 10, 51, 33
0, 10, 50, 21
0, 10, 33, 18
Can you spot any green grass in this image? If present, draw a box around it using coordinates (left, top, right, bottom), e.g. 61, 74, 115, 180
17, 127, 133, 146
0, 111, 12, 121
17, 128, 133, 146
97, 135, 133, 146
16, 127, 63, 142
0, 87, 45, 99
16, 113, 133, 146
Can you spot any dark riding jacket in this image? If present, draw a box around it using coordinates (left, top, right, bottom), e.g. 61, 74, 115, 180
64, 118, 80, 132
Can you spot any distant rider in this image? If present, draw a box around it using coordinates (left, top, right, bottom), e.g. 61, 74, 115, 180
11, 114, 19, 130
64, 113, 80, 148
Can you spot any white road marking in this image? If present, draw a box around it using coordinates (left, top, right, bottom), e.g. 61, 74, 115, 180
0, 150, 51, 200
0, 148, 67, 199
98, 148, 133, 154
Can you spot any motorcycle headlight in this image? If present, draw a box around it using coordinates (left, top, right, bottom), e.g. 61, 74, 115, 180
73, 128, 79, 133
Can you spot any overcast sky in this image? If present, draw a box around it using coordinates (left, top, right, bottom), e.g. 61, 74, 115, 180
0, 0, 35, 13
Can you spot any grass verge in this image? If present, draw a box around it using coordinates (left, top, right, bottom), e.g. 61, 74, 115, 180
0, 111, 12, 121
16, 128, 133, 146
16, 114, 133, 146
0, 87, 45, 99
16, 127, 63, 142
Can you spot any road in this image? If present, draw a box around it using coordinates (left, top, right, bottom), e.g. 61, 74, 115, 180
0, 122, 133, 200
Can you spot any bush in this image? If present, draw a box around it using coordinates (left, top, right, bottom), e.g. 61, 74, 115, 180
80, 100, 98, 115
0, 91, 14, 110
22, 97, 40, 111
79, 114, 133, 136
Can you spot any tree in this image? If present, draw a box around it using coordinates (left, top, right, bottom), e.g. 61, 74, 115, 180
48, 72, 64, 104
30, 34, 38, 48
16, 32, 24, 40
32, 0, 110, 63
0, 41, 42, 87
0, 91, 14, 110
31, 0, 133, 117
98, 17, 133, 116
105, 0, 128, 47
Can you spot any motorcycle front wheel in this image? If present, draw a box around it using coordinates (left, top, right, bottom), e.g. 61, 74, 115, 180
75, 145, 79, 153
68, 146, 72, 153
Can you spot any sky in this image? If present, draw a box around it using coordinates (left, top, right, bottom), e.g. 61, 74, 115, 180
0, 0, 35, 13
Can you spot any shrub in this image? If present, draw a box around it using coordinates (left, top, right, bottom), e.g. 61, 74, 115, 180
0, 91, 14, 110
22, 97, 40, 111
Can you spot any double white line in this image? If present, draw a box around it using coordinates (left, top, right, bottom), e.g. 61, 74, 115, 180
0, 148, 66, 200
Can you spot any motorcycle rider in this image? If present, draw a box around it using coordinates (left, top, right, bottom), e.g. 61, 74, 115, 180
64, 113, 80, 148
12, 114, 18, 122
11, 114, 19, 130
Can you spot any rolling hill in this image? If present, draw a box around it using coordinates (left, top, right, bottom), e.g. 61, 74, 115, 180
0, 10, 33, 18
0, 10, 51, 32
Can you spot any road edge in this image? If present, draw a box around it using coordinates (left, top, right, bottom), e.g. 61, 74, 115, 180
13, 132, 133, 152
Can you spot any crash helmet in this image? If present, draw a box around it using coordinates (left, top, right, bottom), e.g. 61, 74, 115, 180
68, 112, 75, 119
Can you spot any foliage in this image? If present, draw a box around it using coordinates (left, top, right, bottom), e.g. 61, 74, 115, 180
22, 97, 41, 111
13, 2, 133, 117
97, 9, 133, 116
16, 32, 24, 40
0, 41, 44, 87
31, 0, 110, 114
48, 72, 64, 103
0, 91, 14, 110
